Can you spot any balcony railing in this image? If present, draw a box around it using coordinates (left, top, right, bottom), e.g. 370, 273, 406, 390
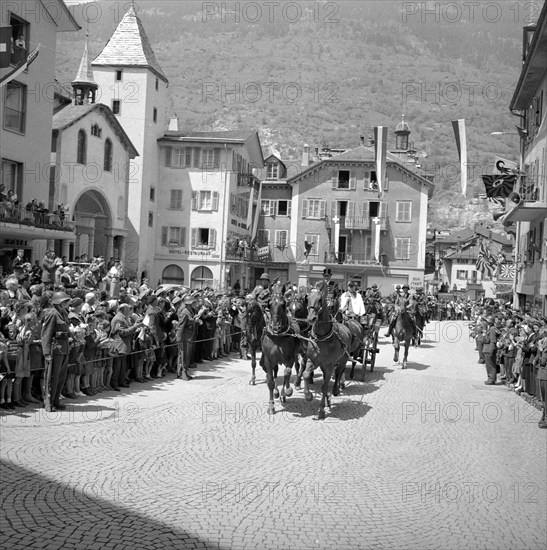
326, 216, 388, 230
517, 178, 542, 202
0, 204, 74, 232
225, 249, 251, 262
323, 251, 382, 266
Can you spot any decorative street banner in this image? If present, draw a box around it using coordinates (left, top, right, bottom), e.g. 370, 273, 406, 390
482, 174, 517, 198
494, 157, 518, 175
256, 245, 270, 261
498, 263, 516, 280
476, 239, 497, 277
374, 126, 387, 200
451, 119, 467, 197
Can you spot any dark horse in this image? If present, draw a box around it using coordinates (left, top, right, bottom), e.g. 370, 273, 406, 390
392, 305, 413, 369
244, 299, 265, 385
261, 293, 300, 415
287, 290, 311, 389
411, 304, 426, 347
304, 286, 353, 419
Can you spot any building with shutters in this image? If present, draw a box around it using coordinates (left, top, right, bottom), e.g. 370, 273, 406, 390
0, 0, 79, 275
155, 125, 264, 289
285, 131, 434, 291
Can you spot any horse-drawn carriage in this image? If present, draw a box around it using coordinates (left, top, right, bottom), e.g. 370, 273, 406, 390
348, 300, 382, 381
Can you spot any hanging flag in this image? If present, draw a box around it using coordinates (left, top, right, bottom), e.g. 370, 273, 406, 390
0, 27, 10, 68
494, 157, 518, 175
482, 174, 517, 199
374, 126, 388, 199
451, 119, 467, 197
0, 44, 40, 88
499, 263, 515, 280
476, 239, 498, 277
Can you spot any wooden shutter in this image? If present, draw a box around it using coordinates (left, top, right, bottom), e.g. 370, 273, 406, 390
193, 147, 201, 168
349, 171, 357, 189
180, 227, 187, 247
287, 202, 292, 217
332, 173, 338, 189
384, 175, 389, 192
192, 191, 198, 210
319, 200, 326, 219
214, 148, 221, 168
330, 201, 337, 220
301, 199, 308, 219
363, 171, 370, 189
165, 147, 172, 167
363, 201, 369, 218
347, 201, 355, 218
212, 192, 219, 211
191, 228, 197, 248
208, 229, 217, 249
161, 226, 168, 246
380, 202, 388, 219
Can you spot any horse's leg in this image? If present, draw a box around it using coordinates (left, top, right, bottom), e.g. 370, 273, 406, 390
318, 367, 331, 419
264, 359, 276, 415
303, 358, 314, 402
294, 354, 304, 389
393, 336, 400, 363
249, 347, 256, 385
282, 359, 293, 399
403, 339, 410, 369
333, 359, 346, 396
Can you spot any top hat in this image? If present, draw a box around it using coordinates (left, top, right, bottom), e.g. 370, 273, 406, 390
323, 268, 332, 276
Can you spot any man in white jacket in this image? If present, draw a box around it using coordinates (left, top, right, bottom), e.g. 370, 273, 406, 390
340, 281, 366, 319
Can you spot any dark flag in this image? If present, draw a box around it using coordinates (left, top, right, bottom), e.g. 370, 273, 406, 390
0, 27, 10, 68
373, 126, 388, 199
452, 119, 467, 196
482, 174, 517, 199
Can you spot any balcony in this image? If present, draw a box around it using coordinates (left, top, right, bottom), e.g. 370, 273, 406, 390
323, 251, 383, 266
326, 216, 388, 231
344, 217, 370, 230
1, 204, 74, 233
225, 249, 251, 262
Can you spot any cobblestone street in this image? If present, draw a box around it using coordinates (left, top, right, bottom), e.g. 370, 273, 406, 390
1, 321, 546, 550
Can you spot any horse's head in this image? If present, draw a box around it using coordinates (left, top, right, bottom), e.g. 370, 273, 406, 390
269, 294, 288, 333
287, 292, 307, 319
307, 287, 336, 323
307, 288, 322, 322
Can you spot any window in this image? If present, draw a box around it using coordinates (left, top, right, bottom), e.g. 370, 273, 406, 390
77, 130, 87, 164
266, 163, 278, 179
4, 81, 26, 133
1, 159, 23, 196
261, 200, 273, 216
456, 270, 468, 279
104, 139, 113, 172
304, 234, 319, 257
115, 69, 123, 81
112, 100, 121, 115
192, 191, 219, 211
277, 200, 291, 216
150, 187, 155, 202
395, 201, 412, 222
170, 189, 183, 209
257, 229, 270, 246
91, 124, 102, 137
162, 264, 184, 284
153, 107, 157, 123
155, 78, 159, 91
302, 199, 326, 219
148, 212, 154, 227
337, 170, 350, 189
191, 228, 217, 249
202, 148, 221, 169
161, 226, 186, 247
394, 237, 411, 260
9, 14, 29, 66
275, 230, 288, 248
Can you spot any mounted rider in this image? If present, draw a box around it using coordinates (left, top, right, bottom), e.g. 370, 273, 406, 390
384, 284, 417, 338
364, 283, 383, 322
413, 287, 429, 323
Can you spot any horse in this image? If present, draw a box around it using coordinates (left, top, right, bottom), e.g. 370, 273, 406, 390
411, 304, 426, 347
244, 299, 265, 385
287, 290, 312, 389
392, 305, 413, 369
261, 293, 301, 415
304, 286, 353, 419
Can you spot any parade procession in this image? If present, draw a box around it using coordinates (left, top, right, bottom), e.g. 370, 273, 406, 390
1, 1, 546, 550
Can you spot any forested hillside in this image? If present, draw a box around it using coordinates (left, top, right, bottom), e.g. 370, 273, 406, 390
57, 1, 539, 226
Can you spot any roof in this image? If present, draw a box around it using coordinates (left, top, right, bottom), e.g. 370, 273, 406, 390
510, 1, 547, 110
161, 129, 256, 142
73, 34, 97, 88
53, 103, 139, 158
91, 6, 168, 83
44, 0, 81, 32
287, 145, 434, 191
396, 117, 410, 133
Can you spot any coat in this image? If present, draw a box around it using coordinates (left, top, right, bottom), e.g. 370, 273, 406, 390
110, 312, 135, 355
41, 307, 70, 356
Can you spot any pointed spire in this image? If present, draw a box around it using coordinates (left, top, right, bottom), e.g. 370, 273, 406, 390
73, 27, 97, 88
92, 5, 168, 83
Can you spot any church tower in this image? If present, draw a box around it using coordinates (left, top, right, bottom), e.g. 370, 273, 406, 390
91, 6, 168, 279
394, 115, 410, 151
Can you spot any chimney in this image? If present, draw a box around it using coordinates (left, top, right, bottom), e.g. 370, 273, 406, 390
168, 114, 179, 132
360, 135, 365, 146
368, 134, 375, 147
302, 144, 310, 167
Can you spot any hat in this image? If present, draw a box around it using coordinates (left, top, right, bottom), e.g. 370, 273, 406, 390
260, 273, 270, 281
50, 291, 70, 305
323, 268, 332, 276
68, 297, 83, 308
371, 284, 377, 289
347, 280, 356, 288
402, 284, 410, 289
395, 285, 401, 290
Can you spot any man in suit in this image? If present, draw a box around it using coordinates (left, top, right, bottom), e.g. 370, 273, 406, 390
41, 291, 71, 411
175, 295, 207, 380
482, 315, 499, 385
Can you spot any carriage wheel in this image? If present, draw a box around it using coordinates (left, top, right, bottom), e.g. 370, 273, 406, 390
369, 332, 379, 372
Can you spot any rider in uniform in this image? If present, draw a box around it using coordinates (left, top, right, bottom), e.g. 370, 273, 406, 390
41, 291, 71, 411
385, 284, 416, 338
413, 287, 429, 323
